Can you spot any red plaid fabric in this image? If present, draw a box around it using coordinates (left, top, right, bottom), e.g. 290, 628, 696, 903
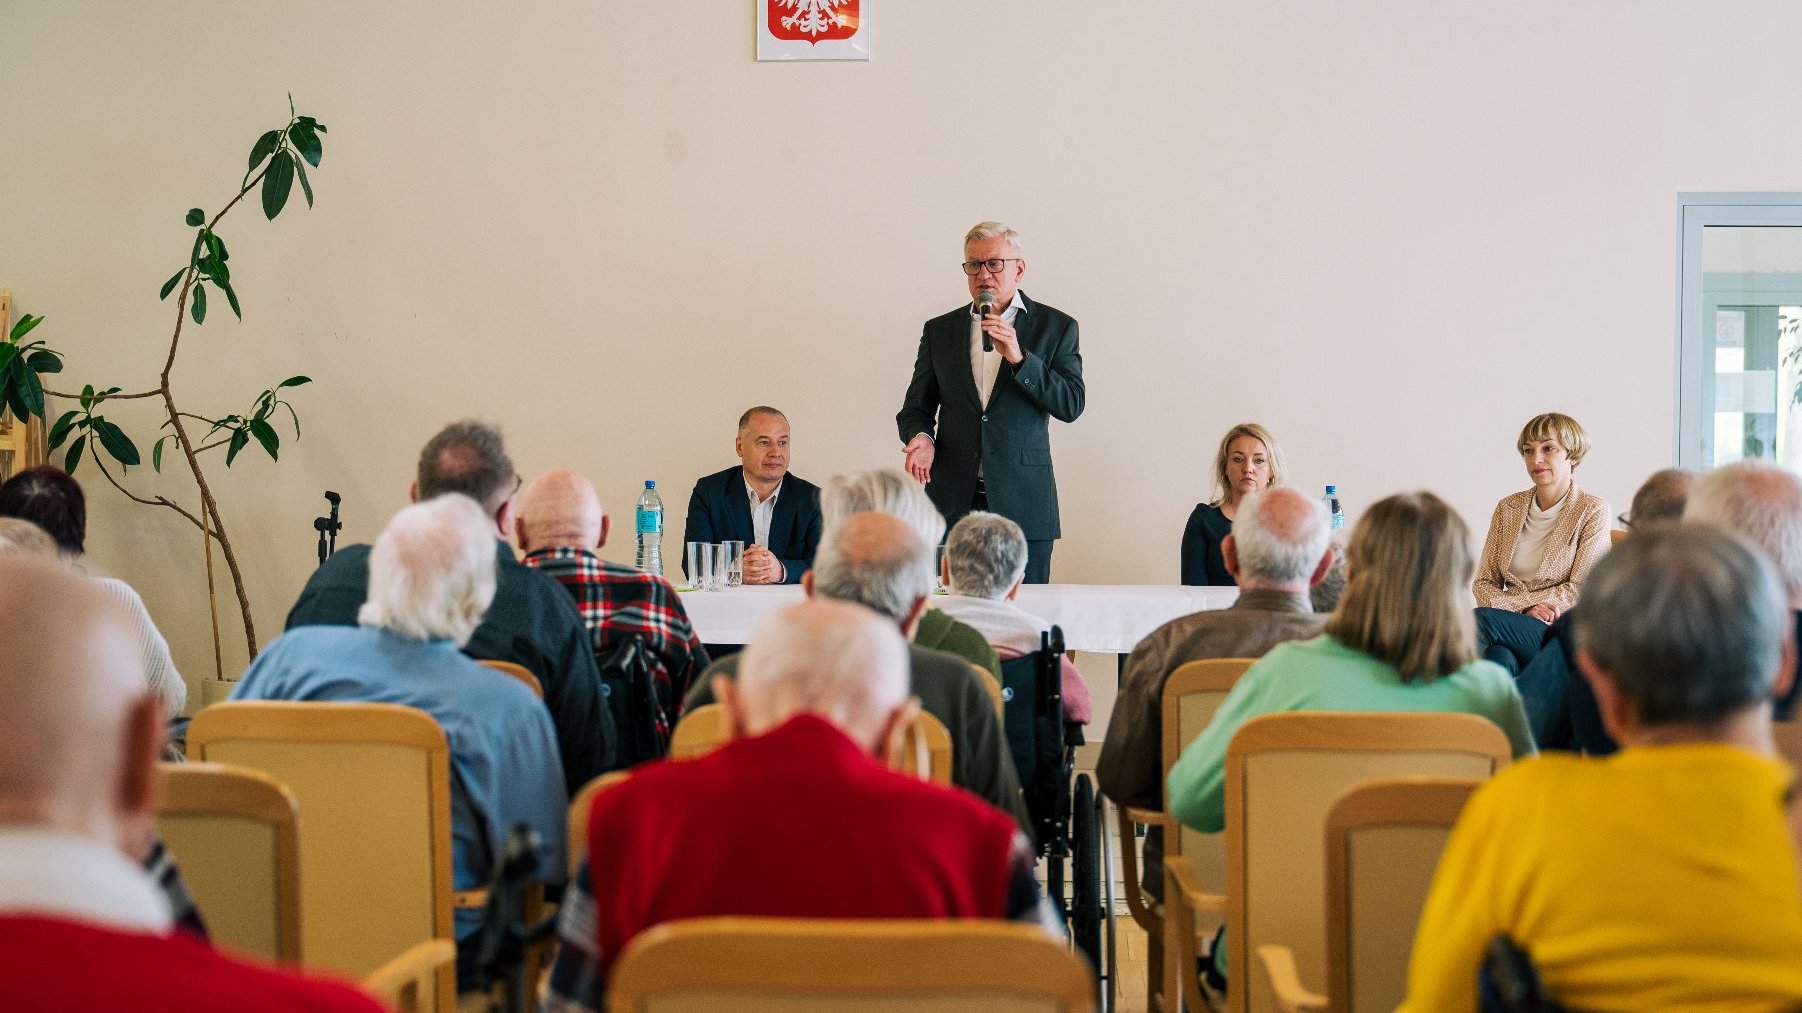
522, 548, 708, 708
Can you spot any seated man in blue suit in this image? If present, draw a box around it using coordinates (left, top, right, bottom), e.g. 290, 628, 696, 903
683, 406, 822, 585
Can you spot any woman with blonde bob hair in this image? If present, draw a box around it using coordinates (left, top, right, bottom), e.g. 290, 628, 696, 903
1473, 412, 1612, 676
1181, 422, 1285, 586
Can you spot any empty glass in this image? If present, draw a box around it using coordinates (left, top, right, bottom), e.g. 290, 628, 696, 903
720, 540, 745, 588
707, 543, 732, 592
685, 541, 713, 591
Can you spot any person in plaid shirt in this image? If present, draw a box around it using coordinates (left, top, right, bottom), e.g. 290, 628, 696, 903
516, 470, 708, 718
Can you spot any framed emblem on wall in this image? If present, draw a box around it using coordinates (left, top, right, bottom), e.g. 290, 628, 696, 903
757, 0, 869, 61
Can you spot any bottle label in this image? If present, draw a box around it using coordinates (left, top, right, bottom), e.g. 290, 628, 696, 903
636, 507, 661, 535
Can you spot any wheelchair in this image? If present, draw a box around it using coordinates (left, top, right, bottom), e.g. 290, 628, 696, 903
1000, 624, 1116, 1009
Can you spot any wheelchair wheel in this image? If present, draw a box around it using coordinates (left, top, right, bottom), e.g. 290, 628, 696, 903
1070, 774, 1102, 968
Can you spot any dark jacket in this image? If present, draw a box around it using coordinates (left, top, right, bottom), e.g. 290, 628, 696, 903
681, 467, 822, 585
1180, 502, 1235, 587
285, 541, 617, 791
896, 291, 1084, 541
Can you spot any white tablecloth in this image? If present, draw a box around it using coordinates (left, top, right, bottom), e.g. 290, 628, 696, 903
677, 583, 1240, 653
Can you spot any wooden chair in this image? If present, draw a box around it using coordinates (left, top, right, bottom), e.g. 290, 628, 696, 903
567, 770, 633, 879
1257, 776, 1483, 1013
1123, 657, 1252, 1010
972, 661, 1005, 717
1220, 712, 1509, 1013
608, 917, 1096, 1012
187, 701, 458, 1013
1609, 528, 1628, 546
155, 761, 302, 963
669, 704, 953, 786
365, 939, 458, 1013
479, 659, 543, 698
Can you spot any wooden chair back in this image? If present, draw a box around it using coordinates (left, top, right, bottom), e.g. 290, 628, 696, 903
567, 770, 633, 879
1609, 528, 1628, 546
972, 661, 1005, 717
155, 761, 301, 963
479, 659, 543, 698
608, 917, 1095, 1012
187, 701, 455, 1013
669, 703, 726, 760
364, 939, 457, 1013
1225, 712, 1510, 1013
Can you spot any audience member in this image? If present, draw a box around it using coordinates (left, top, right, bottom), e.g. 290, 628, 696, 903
1098, 488, 1332, 900
1472, 413, 1612, 675
820, 468, 1002, 679
681, 406, 822, 585
934, 511, 1092, 724
1308, 532, 1348, 613
543, 600, 1058, 1007
1688, 460, 1802, 721
0, 465, 185, 716
686, 512, 1031, 830
1399, 524, 1802, 1013
238, 495, 565, 989
1518, 467, 1696, 752
0, 556, 382, 1011
517, 469, 707, 750
1181, 422, 1284, 587
285, 420, 615, 789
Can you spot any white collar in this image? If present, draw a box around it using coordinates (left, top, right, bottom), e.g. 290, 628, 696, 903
0, 827, 172, 934
745, 476, 784, 507
969, 289, 1027, 319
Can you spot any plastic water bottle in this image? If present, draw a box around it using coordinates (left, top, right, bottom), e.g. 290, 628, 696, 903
1323, 485, 1344, 530
635, 480, 664, 575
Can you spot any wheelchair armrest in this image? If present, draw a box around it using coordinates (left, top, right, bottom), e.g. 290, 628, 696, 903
1258, 945, 1328, 1013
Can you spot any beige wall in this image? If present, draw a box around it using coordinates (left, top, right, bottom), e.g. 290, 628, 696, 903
5, 1, 1801, 703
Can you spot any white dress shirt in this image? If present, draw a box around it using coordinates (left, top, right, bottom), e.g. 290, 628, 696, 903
745, 477, 783, 547
968, 290, 1026, 409
0, 827, 172, 933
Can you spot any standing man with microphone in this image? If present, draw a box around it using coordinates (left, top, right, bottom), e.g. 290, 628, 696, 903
897, 221, 1085, 583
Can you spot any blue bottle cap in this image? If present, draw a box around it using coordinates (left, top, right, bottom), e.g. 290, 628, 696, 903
645, 479, 655, 488
1325, 485, 1337, 494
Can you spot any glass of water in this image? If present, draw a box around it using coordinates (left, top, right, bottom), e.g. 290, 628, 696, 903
685, 541, 713, 591
720, 540, 745, 588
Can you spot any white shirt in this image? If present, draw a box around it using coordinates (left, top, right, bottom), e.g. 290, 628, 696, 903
931, 593, 1050, 657
0, 827, 172, 933
968, 290, 1025, 410
1509, 486, 1570, 584
745, 477, 783, 547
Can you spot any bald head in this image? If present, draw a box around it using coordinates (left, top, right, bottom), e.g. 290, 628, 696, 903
808, 512, 934, 627
731, 600, 911, 750
0, 556, 159, 855
1630, 468, 1696, 530
1688, 461, 1802, 605
1228, 487, 1332, 591
516, 469, 605, 552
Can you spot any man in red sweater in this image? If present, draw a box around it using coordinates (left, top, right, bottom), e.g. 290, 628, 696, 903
0, 556, 384, 1013
542, 598, 1058, 1011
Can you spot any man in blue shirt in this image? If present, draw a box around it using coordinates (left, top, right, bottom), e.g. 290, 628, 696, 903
234, 494, 566, 990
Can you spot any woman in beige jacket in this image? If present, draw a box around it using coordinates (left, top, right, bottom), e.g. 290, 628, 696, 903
1473, 413, 1612, 676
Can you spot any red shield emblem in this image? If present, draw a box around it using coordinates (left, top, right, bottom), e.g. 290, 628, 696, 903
767, 0, 860, 44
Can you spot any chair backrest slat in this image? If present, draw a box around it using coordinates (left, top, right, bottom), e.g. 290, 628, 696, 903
155, 761, 302, 963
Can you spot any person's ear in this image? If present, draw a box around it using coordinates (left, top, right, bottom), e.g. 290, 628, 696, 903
494, 499, 516, 542
1309, 548, 1334, 588
1005, 576, 1023, 602
408, 480, 420, 504
1774, 634, 1797, 702
597, 514, 612, 550
715, 675, 751, 742
1222, 534, 1241, 582
513, 516, 532, 552
116, 696, 164, 862
940, 554, 952, 588
876, 696, 923, 768
901, 596, 929, 640
801, 570, 815, 598
1576, 648, 1634, 744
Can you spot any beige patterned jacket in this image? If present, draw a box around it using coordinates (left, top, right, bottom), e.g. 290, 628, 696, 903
1472, 483, 1613, 615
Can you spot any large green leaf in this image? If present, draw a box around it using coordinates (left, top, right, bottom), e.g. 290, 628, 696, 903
225, 428, 250, 466
249, 418, 280, 460
202, 253, 230, 284
190, 283, 208, 325
261, 150, 295, 220
92, 417, 140, 466
219, 278, 242, 320
160, 268, 186, 300
48, 410, 79, 448
8, 314, 42, 341
247, 130, 281, 172
17, 366, 44, 420
63, 434, 85, 474
185, 208, 205, 227
279, 375, 311, 388
0, 344, 16, 376
293, 156, 313, 209
288, 122, 322, 168
25, 349, 62, 374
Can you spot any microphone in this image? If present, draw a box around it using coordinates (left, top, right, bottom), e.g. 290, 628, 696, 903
977, 291, 996, 352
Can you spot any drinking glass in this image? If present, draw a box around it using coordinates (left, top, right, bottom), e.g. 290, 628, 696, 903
720, 540, 746, 588
685, 541, 713, 591
707, 543, 731, 592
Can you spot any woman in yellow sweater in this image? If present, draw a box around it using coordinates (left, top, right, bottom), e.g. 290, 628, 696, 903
1401, 524, 1802, 1013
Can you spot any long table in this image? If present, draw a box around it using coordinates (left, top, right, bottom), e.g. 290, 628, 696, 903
677, 583, 1240, 653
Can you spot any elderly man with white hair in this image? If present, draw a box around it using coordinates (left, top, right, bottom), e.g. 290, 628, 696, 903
935, 511, 1093, 724
1098, 487, 1333, 902
543, 600, 1058, 1010
232, 494, 565, 990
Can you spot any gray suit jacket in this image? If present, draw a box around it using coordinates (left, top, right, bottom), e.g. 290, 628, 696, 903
896, 291, 1084, 541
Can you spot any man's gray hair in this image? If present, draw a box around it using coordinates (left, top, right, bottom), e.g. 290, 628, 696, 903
1574, 523, 1787, 724
358, 494, 497, 648
417, 420, 515, 516
809, 513, 934, 624
821, 469, 947, 546
1686, 460, 1802, 601
1629, 468, 1696, 529
1233, 488, 1330, 584
945, 512, 1027, 599
965, 221, 1022, 253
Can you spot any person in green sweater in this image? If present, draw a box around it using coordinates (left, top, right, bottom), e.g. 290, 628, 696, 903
1168, 490, 1535, 836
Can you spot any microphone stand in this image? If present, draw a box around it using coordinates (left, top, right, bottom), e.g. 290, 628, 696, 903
314, 491, 342, 567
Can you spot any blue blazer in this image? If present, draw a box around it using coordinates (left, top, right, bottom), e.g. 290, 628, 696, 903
681, 466, 822, 584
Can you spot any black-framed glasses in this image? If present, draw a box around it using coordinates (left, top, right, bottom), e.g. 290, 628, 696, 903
961, 258, 1021, 276
512, 473, 524, 497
